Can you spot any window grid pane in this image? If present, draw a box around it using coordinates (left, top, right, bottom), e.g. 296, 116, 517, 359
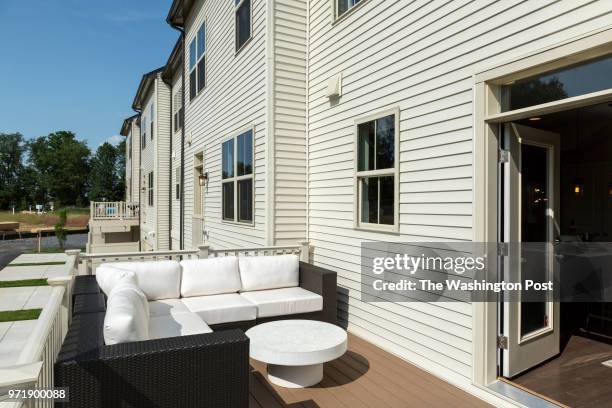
237, 130, 253, 176
358, 121, 375, 172
376, 115, 394, 170
222, 182, 234, 220
236, 0, 251, 50
197, 58, 206, 92
222, 139, 234, 179
197, 24, 205, 58
238, 179, 253, 222
189, 40, 196, 70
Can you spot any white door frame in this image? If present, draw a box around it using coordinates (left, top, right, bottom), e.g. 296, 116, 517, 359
472, 25, 612, 387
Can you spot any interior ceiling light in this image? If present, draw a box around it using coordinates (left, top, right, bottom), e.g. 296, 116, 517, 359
529, 117, 541, 121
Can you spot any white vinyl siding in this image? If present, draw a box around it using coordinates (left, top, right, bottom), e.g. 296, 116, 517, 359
139, 74, 171, 251
171, 72, 183, 248
271, 0, 308, 245
182, 0, 267, 250
307, 0, 612, 384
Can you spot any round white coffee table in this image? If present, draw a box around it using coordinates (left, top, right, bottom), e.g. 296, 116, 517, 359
245, 320, 347, 388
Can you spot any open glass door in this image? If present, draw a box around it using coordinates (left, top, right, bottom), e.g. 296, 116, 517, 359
502, 123, 561, 377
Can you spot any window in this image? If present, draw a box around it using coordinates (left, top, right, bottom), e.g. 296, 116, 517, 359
150, 103, 154, 140
235, 0, 251, 52
148, 171, 154, 207
141, 115, 147, 149
337, 0, 361, 18
222, 128, 253, 223
355, 113, 397, 229
175, 167, 181, 200
189, 22, 206, 100
173, 89, 184, 133
128, 136, 132, 159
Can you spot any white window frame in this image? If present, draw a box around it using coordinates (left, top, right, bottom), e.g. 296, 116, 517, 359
189, 21, 207, 101
221, 125, 255, 226
353, 108, 400, 233
234, 0, 253, 54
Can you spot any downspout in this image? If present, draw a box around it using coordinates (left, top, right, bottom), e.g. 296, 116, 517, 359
169, 22, 186, 250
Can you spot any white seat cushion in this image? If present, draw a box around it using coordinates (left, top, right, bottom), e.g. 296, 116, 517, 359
103, 283, 150, 345
149, 312, 212, 340
148, 298, 191, 318
238, 254, 299, 292
240, 287, 323, 318
95, 265, 137, 296
181, 294, 257, 325
180, 256, 241, 297
106, 260, 181, 300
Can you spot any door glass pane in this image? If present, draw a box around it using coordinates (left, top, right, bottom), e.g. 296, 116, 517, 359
360, 177, 378, 224
237, 130, 253, 176
238, 179, 253, 222
376, 115, 394, 169
520, 143, 549, 336
379, 176, 394, 225
358, 121, 375, 171
502, 54, 612, 111
222, 139, 234, 179
222, 182, 234, 220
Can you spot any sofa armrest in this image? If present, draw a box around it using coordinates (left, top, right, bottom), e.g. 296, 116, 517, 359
299, 261, 337, 324
55, 319, 249, 408
73, 293, 106, 316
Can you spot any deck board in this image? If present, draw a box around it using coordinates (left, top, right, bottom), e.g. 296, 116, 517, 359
249, 333, 491, 408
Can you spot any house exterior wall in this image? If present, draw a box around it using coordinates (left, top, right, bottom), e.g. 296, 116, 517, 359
182, 0, 268, 250
125, 119, 140, 203
271, 0, 308, 245
171, 71, 183, 250
305, 0, 612, 386
139, 75, 171, 251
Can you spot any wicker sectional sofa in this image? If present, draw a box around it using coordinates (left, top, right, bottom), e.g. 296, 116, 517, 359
54, 256, 337, 408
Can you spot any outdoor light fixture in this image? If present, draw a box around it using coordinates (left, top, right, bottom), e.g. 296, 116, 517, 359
198, 172, 208, 187
573, 180, 584, 196
529, 117, 541, 121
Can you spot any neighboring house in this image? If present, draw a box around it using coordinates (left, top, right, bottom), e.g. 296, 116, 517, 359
167, 0, 307, 250
121, 114, 140, 204
107, 0, 612, 405
132, 67, 172, 251
162, 38, 185, 250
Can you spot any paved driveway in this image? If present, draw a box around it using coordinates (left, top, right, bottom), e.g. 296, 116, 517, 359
0, 233, 87, 269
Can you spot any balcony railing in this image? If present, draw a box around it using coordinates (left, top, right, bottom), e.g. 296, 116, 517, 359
90, 201, 139, 221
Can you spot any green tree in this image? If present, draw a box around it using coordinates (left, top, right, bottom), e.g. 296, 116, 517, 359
115, 139, 126, 198
0, 133, 26, 209
89, 142, 124, 201
28, 131, 90, 206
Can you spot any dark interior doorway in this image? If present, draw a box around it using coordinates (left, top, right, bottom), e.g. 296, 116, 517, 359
506, 102, 612, 407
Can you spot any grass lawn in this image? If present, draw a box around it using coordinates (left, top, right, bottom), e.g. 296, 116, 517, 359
0, 279, 48, 288
0, 208, 89, 231
0, 309, 42, 322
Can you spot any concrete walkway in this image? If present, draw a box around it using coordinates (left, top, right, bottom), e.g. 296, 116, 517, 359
0, 252, 74, 367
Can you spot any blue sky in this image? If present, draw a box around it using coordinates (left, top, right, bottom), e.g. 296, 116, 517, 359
0, 0, 177, 149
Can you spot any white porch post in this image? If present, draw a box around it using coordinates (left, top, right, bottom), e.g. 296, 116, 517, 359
198, 244, 210, 259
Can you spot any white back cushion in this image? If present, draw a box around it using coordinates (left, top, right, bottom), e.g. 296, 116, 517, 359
238, 254, 299, 292
180, 256, 241, 297
108, 260, 181, 300
96, 265, 137, 296
103, 283, 150, 345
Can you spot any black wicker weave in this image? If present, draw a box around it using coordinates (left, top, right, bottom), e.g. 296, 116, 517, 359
71, 275, 100, 307
55, 260, 337, 408
72, 293, 106, 315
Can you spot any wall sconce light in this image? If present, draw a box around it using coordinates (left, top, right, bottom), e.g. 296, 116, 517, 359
198, 172, 208, 187
573, 180, 584, 196
608, 183, 612, 197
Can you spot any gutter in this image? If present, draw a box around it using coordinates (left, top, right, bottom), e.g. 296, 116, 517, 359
163, 76, 173, 250
168, 22, 186, 251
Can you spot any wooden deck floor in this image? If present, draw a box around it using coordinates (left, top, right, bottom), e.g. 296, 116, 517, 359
249, 333, 491, 408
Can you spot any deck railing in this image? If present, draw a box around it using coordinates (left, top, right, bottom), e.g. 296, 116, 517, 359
90, 201, 139, 220
0, 253, 77, 407
75, 241, 309, 275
